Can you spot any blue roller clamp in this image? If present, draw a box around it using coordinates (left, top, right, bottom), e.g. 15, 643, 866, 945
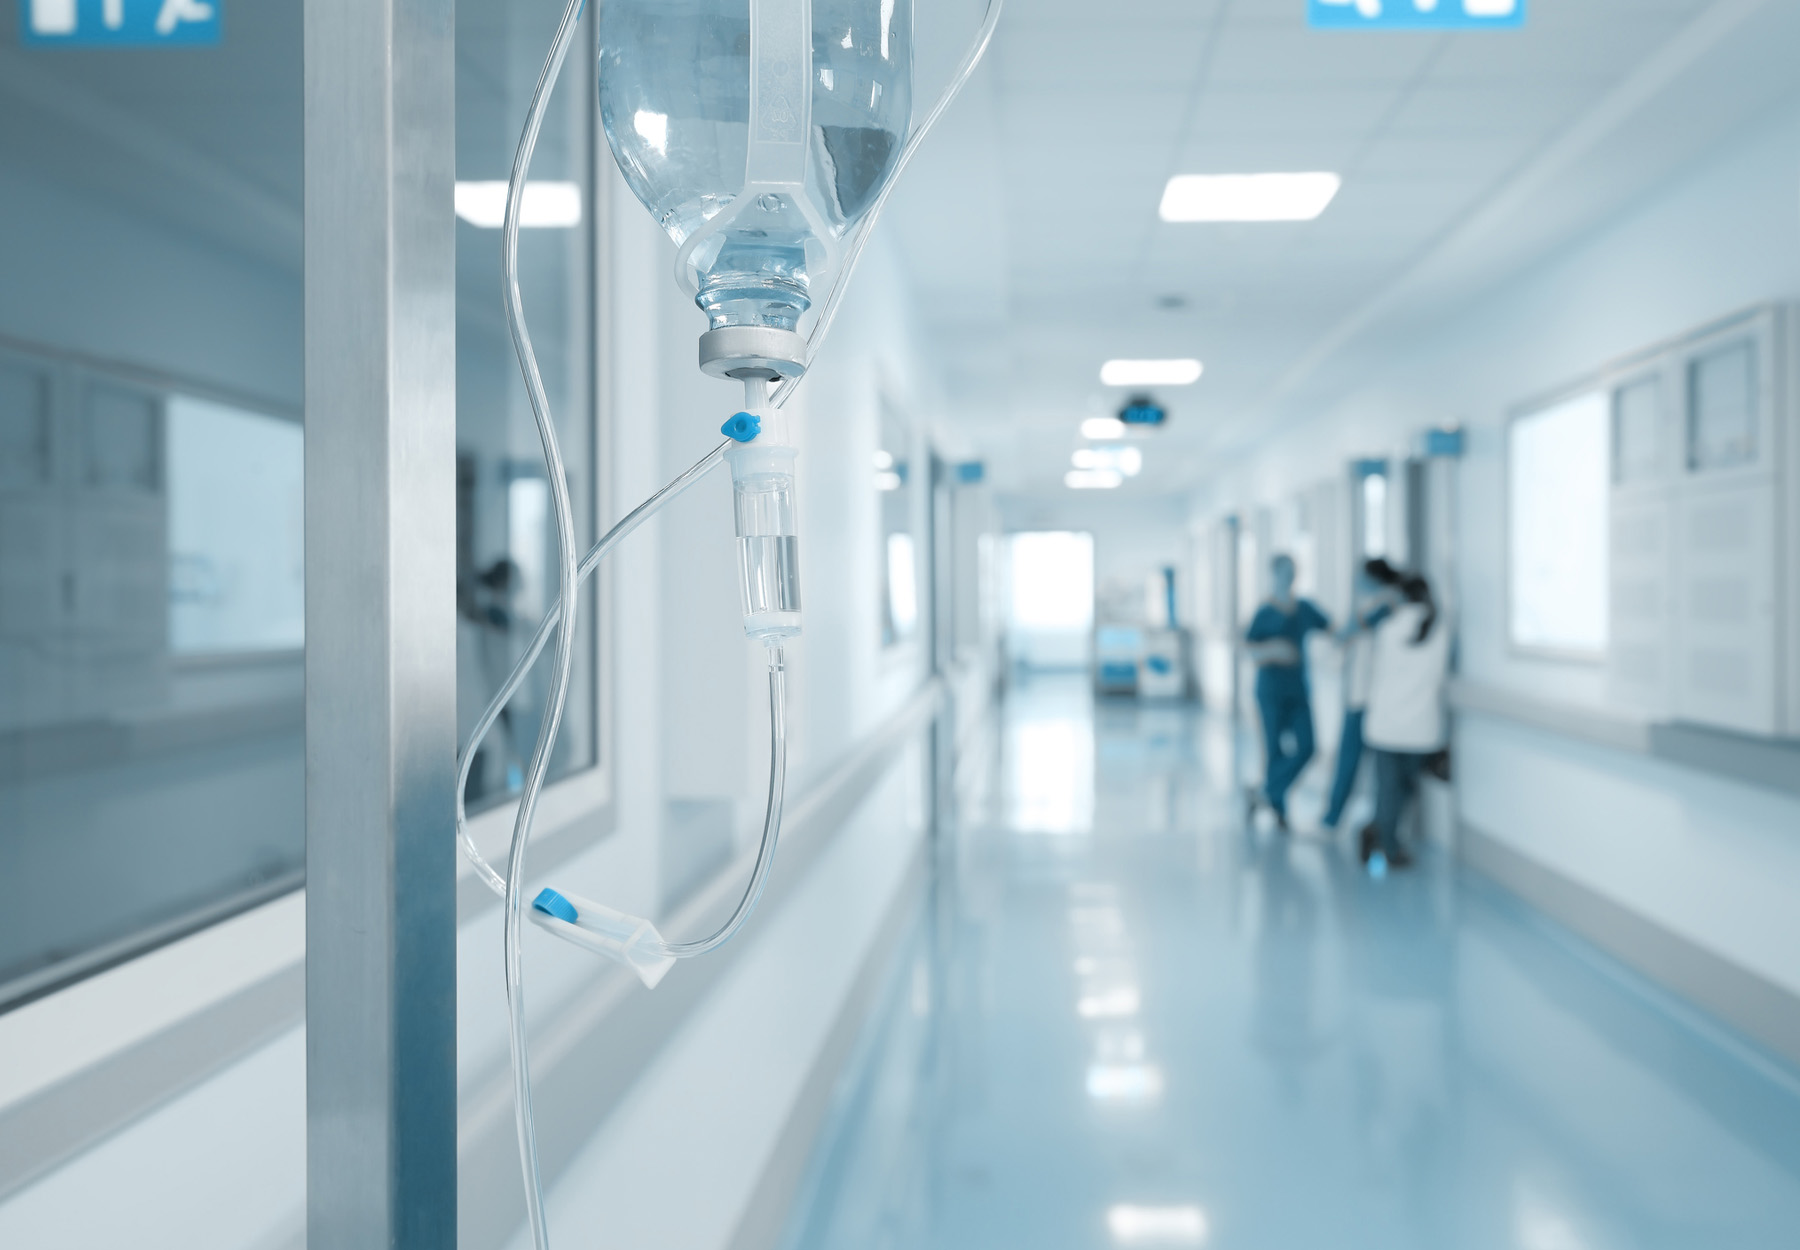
721, 412, 762, 442
532, 888, 579, 923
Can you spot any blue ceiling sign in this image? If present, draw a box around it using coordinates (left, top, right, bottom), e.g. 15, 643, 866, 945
21, 0, 221, 46
1119, 397, 1167, 427
1308, 0, 1523, 30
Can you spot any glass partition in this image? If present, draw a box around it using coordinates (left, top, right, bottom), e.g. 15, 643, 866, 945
1687, 338, 1758, 472
0, 9, 306, 1010
455, 0, 599, 810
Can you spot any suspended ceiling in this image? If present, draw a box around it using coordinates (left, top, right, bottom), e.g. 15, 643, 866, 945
885, 0, 1800, 495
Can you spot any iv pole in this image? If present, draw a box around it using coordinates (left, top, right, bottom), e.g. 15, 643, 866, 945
302, 1, 460, 1246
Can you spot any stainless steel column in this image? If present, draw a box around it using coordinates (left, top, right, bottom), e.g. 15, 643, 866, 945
303, 2, 458, 1246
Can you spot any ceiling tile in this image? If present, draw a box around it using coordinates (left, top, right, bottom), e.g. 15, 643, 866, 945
1205, 24, 1444, 88
995, 23, 1213, 90
1171, 128, 1367, 174
998, 87, 1193, 148
1383, 82, 1601, 134
1187, 85, 1403, 135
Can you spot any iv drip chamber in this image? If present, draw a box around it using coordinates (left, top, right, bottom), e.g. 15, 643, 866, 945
729, 440, 802, 642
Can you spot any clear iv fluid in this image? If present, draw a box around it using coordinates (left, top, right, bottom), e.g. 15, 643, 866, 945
598, 0, 913, 331
738, 535, 801, 639
730, 449, 801, 639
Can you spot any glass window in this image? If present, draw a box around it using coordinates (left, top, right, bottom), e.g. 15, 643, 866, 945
1008, 532, 1094, 632
877, 403, 916, 648
1508, 391, 1610, 657
1687, 339, 1758, 472
168, 396, 304, 655
0, 9, 305, 1010
1612, 375, 1662, 484
1361, 470, 1388, 559
455, 0, 598, 809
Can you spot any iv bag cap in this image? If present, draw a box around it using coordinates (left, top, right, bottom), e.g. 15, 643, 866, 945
532, 888, 579, 924
722, 412, 762, 443
699, 326, 807, 381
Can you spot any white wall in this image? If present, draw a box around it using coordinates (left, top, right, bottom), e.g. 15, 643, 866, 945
1196, 99, 1800, 997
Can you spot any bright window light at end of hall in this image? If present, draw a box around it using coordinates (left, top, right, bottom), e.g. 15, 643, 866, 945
1082, 416, 1127, 440
1067, 469, 1124, 490
454, 181, 583, 229
1078, 985, 1140, 1018
1100, 359, 1202, 387
1159, 172, 1340, 223
1108, 1204, 1208, 1245
1087, 1063, 1165, 1104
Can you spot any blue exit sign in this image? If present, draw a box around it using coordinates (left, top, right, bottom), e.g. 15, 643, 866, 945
1309, 0, 1523, 29
21, 0, 221, 46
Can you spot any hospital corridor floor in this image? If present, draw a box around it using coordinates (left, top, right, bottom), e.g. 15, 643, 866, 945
778, 676, 1800, 1250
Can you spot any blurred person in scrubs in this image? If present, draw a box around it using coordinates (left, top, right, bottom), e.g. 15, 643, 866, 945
1321, 559, 1401, 831
1361, 573, 1450, 869
1244, 553, 1330, 831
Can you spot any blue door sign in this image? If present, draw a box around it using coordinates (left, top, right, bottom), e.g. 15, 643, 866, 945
21, 0, 222, 46
1308, 0, 1524, 29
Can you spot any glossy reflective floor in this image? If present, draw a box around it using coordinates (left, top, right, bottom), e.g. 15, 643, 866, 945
780, 675, 1800, 1250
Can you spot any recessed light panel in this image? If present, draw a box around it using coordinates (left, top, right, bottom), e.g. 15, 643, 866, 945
1066, 469, 1125, 491
1100, 359, 1203, 387
1159, 173, 1340, 223
1082, 417, 1127, 440
1107, 1204, 1208, 1245
454, 181, 583, 229
1073, 447, 1143, 477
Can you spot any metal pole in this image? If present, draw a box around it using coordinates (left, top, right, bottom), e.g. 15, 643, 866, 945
303, 1, 458, 1246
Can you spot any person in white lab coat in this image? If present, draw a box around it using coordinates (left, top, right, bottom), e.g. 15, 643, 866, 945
1360, 573, 1449, 869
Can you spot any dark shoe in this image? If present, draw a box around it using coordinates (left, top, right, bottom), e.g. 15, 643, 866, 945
1386, 845, 1415, 870
1357, 824, 1377, 864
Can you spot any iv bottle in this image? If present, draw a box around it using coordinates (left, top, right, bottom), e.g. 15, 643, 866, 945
598, 0, 913, 336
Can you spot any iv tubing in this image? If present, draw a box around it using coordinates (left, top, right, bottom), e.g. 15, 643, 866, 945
456, 438, 730, 899
499, 1, 587, 1247
488, 0, 1002, 1242
772, 0, 1006, 410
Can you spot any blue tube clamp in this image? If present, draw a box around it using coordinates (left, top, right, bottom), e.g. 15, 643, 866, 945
721, 412, 762, 443
532, 888, 579, 924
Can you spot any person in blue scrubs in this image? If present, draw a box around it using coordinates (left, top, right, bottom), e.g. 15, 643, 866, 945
1244, 554, 1330, 830
1321, 559, 1400, 830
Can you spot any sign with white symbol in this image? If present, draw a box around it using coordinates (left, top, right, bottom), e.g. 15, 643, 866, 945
1309, 0, 1522, 28
22, 0, 220, 46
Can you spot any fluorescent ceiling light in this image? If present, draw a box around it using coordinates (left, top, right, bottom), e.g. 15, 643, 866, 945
874, 470, 903, 492
454, 181, 583, 229
1087, 1063, 1165, 1104
1065, 469, 1125, 491
1082, 417, 1127, 440
1100, 359, 1202, 387
1077, 985, 1141, 1015
1159, 172, 1340, 223
1108, 1204, 1208, 1245
1073, 447, 1142, 477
